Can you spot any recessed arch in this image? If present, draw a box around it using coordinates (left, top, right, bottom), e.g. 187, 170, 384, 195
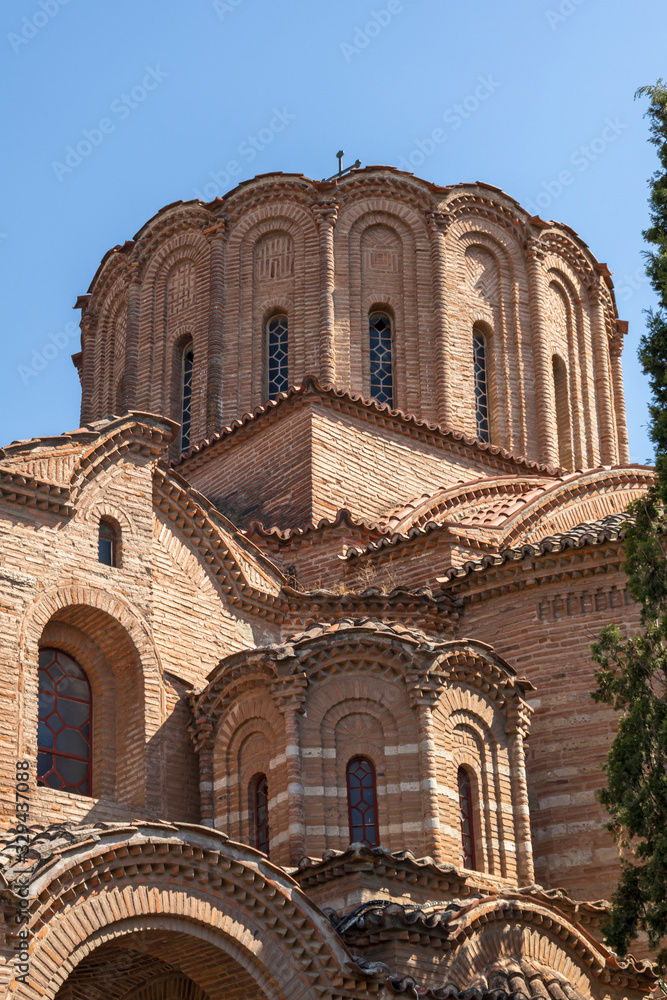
20, 584, 163, 814
18, 825, 360, 1000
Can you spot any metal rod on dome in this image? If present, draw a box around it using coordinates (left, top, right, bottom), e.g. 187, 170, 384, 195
322, 151, 362, 182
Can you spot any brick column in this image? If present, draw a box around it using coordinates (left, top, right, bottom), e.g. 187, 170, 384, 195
205, 223, 227, 435
427, 211, 452, 428
506, 702, 534, 885
279, 701, 306, 863
415, 698, 443, 862
122, 266, 142, 412
610, 324, 630, 465
525, 239, 559, 467
273, 667, 308, 864
190, 713, 215, 828
314, 203, 338, 385
406, 661, 445, 863
589, 285, 617, 466
80, 313, 96, 424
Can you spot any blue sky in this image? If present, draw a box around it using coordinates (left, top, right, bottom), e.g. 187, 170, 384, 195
1, 0, 664, 462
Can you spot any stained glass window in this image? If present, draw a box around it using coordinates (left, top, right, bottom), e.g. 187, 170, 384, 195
347, 756, 379, 846
267, 315, 288, 399
458, 765, 476, 869
37, 649, 92, 797
181, 346, 194, 453
369, 312, 394, 406
473, 329, 490, 443
253, 774, 270, 856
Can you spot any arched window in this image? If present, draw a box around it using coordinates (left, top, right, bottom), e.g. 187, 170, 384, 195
251, 774, 270, 855
267, 315, 288, 399
347, 756, 379, 846
180, 345, 194, 453
98, 518, 118, 567
369, 312, 394, 406
458, 765, 476, 870
552, 355, 573, 469
37, 649, 92, 796
473, 328, 490, 443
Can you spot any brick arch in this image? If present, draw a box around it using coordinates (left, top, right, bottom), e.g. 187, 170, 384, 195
19, 585, 163, 814
452, 224, 528, 453
498, 468, 652, 546
341, 207, 424, 413
95, 281, 128, 419
545, 263, 596, 469
228, 210, 318, 412
434, 694, 509, 876
38, 620, 119, 802
217, 694, 286, 856
76, 486, 138, 538
13, 825, 360, 1000
442, 897, 615, 1000
138, 234, 211, 445
121, 971, 208, 1000
54, 935, 211, 1000
300, 652, 418, 855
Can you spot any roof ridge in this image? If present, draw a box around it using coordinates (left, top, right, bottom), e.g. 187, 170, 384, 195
174, 376, 563, 478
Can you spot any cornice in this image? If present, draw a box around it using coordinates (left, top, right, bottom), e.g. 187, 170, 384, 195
153, 464, 286, 616
245, 506, 388, 547
175, 376, 562, 480
440, 513, 633, 600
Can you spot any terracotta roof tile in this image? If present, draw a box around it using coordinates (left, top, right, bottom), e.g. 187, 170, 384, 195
439, 513, 633, 585
174, 377, 562, 479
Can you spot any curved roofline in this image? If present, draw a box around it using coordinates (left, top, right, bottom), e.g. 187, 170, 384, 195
78, 165, 621, 304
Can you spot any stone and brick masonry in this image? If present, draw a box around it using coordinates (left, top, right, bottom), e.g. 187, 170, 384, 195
0, 166, 655, 999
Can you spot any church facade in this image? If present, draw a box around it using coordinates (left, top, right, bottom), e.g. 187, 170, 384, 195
0, 167, 656, 999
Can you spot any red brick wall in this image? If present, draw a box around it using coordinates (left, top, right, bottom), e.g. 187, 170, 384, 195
78, 170, 629, 470
457, 565, 636, 901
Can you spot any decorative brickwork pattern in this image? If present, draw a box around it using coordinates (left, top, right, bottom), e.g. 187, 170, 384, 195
0, 165, 656, 993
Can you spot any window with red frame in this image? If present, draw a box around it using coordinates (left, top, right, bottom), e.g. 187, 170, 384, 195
347, 756, 379, 846
252, 774, 270, 856
37, 648, 92, 796
458, 765, 476, 869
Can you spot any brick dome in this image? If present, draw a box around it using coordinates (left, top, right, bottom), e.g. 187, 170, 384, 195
74, 166, 629, 471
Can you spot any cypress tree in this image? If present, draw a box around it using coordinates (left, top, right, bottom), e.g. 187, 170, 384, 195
591, 80, 667, 971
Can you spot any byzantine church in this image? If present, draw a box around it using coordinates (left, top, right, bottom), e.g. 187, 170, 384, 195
0, 166, 656, 1000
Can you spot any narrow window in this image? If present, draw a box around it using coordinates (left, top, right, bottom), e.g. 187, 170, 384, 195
458, 765, 476, 870
369, 312, 394, 406
267, 315, 288, 399
552, 355, 573, 469
37, 649, 92, 796
98, 519, 117, 566
252, 774, 270, 855
347, 756, 379, 846
181, 346, 194, 453
473, 329, 490, 443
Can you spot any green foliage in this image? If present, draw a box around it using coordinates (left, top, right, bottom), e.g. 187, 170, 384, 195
591, 80, 667, 972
